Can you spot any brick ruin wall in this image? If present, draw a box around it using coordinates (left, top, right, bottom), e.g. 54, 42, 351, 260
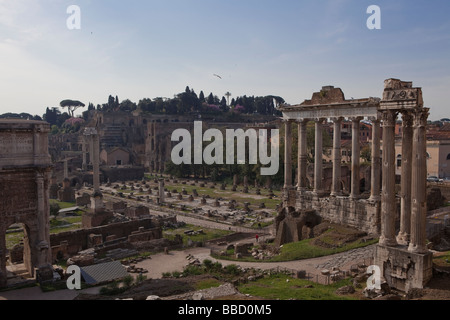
50, 216, 176, 260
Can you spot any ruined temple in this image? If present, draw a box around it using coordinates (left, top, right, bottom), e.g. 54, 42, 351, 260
279, 79, 432, 290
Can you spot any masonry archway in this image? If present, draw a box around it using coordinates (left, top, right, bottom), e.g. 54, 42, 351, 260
0, 120, 53, 288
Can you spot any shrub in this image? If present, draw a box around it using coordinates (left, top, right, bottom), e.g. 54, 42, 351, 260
223, 264, 240, 276
122, 275, 134, 288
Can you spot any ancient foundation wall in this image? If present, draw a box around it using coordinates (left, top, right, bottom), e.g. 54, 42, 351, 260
100, 166, 145, 183
294, 192, 381, 235
50, 217, 174, 256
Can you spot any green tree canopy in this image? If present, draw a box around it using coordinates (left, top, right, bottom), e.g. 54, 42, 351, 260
60, 99, 85, 117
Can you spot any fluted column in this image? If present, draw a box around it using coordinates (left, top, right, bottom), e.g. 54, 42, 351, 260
284, 120, 293, 190
314, 119, 324, 195
409, 109, 429, 253
380, 110, 398, 247
397, 113, 414, 245
350, 117, 362, 199
331, 118, 342, 196
369, 119, 381, 201
297, 119, 308, 191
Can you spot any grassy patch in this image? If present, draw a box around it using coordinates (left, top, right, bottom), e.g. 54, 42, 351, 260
49, 199, 77, 209
195, 278, 223, 290
272, 238, 378, 262
213, 230, 378, 263
238, 273, 357, 300
433, 251, 450, 269
5, 230, 24, 250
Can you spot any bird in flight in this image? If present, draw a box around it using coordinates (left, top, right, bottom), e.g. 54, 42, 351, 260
213, 74, 222, 79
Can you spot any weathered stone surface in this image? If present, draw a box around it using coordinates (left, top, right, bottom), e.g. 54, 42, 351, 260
335, 285, 355, 295
274, 206, 322, 246
0, 120, 53, 288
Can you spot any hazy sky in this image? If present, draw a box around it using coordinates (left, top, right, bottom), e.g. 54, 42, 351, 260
1, 0, 450, 120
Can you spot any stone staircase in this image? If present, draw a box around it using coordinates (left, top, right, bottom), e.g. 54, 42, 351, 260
101, 125, 124, 149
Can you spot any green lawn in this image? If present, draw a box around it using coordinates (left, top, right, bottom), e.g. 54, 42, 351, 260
214, 230, 378, 263
433, 251, 450, 268
49, 199, 78, 209
271, 238, 378, 262
238, 273, 357, 300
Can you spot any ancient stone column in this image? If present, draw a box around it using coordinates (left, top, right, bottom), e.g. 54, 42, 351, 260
409, 109, 429, 254
380, 110, 398, 247
397, 113, 414, 245
369, 119, 381, 201
314, 119, 324, 195
82, 136, 88, 171
63, 159, 69, 179
36, 171, 51, 268
89, 135, 94, 166
159, 179, 165, 203
284, 120, 293, 189
92, 133, 100, 193
350, 117, 362, 199
297, 119, 308, 191
331, 118, 342, 196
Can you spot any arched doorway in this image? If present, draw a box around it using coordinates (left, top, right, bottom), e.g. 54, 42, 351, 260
2, 223, 35, 285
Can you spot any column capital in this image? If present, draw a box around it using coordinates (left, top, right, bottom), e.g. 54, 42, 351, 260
382, 110, 398, 126
412, 108, 429, 127
401, 112, 414, 127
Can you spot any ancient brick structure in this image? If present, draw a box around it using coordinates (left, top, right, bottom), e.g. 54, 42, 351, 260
0, 120, 53, 288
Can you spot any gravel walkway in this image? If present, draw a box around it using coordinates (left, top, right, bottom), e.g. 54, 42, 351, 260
134, 244, 376, 280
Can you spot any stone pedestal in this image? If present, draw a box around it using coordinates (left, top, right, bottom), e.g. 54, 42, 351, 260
374, 244, 433, 292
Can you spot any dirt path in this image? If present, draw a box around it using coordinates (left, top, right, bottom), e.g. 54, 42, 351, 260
133, 244, 376, 280
0, 243, 374, 300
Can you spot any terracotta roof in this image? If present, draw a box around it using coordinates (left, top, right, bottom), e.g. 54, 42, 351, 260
427, 131, 450, 140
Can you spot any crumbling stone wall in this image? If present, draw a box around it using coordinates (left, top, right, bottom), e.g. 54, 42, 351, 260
50, 217, 170, 257
274, 206, 322, 246
295, 192, 381, 235
128, 227, 162, 243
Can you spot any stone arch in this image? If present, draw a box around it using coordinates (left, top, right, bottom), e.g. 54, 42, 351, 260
0, 120, 53, 288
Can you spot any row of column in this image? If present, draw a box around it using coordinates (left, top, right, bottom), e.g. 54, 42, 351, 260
380, 108, 429, 254
284, 117, 381, 200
